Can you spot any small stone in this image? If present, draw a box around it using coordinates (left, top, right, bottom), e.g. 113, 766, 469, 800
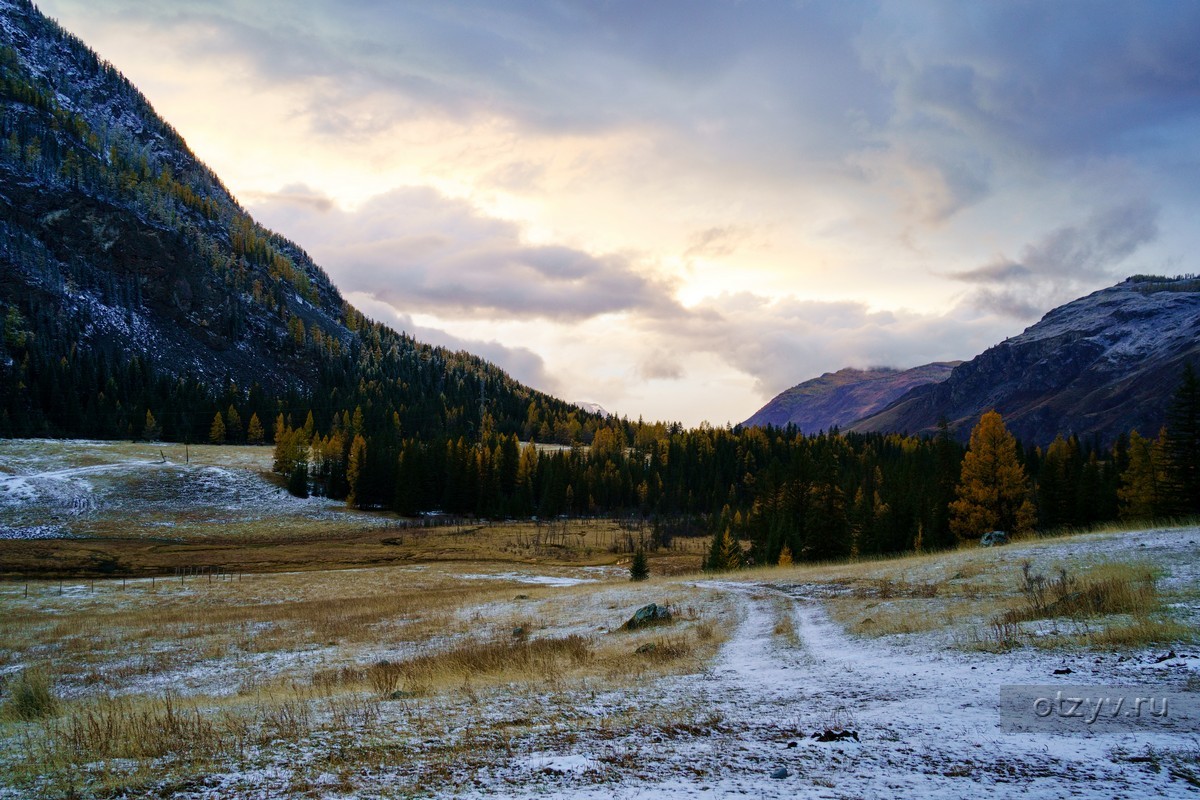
770, 767, 789, 779
1053, 667, 1072, 675
786, 741, 798, 749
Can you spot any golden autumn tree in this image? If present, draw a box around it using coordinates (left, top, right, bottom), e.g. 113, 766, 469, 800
949, 411, 1035, 539
345, 434, 367, 508
246, 413, 265, 445
208, 411, 226, 445
1118, 428, 1167, 520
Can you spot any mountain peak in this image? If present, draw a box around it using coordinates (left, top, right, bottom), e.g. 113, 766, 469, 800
743, 362, 961, 432
850, 275, 1200, 445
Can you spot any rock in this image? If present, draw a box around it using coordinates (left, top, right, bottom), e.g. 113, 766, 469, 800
980, 530, 1009, 547
770, 767, 789, 779
1155, 650, 1178, 663
622, 602, 673, 630
1053, 667, 1072, 675
786, 741, 798, 748
813, 729, 859, 743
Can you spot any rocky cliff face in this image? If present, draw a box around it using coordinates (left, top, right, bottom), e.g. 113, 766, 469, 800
850, 277, 1200, 445
743, 363, 960, 433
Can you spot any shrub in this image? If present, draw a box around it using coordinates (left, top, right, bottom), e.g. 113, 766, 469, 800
1, 667, 58, 721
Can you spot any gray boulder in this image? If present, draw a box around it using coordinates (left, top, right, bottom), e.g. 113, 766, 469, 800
981, 530, 1009, 547
622, 602, 673, 630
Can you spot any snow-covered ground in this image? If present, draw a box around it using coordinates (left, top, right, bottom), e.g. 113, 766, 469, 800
0, 439, 361, 538
1, 515, 1197, 797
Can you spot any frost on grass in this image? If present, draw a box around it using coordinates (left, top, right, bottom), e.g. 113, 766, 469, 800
1, 527, 1198, 798
0, 439, 360, 539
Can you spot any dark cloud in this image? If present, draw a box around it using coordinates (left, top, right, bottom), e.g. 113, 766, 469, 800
249, 185, 681, 322
637, 352, 685, 382
864, 2, 1200, 158
948, 201, 1160, 317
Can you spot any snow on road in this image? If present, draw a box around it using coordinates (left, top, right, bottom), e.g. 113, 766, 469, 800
482, 575, 1197, 798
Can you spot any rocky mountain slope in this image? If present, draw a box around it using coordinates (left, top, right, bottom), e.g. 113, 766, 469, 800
0, 0, 588, 443
850, 276, 1200, 445
743, 363, 960, 433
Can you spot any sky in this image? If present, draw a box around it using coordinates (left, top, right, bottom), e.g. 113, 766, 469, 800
37, 0, 1200, 426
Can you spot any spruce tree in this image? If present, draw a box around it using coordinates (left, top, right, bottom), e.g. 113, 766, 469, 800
1164, 363, 1200, 515
629, 548, 649, 581
287, 462, 309, 498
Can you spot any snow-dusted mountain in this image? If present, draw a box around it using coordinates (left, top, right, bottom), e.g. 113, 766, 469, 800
743, 363, 960, 433
850, 276, 1200, 445
0, 0, 594, 442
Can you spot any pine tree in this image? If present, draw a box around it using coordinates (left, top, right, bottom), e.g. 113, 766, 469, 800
287, 462, 309, 498
629, 548, 649, 581
705, 527, 743, 571
949, 410, 1036, 539
208, 411, 226, 445
1163, 363, 1200, 515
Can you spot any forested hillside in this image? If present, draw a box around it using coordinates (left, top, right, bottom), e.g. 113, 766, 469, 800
0, 0, 593, 446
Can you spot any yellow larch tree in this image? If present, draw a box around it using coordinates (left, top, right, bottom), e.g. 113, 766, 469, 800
949, 410, 1035, 539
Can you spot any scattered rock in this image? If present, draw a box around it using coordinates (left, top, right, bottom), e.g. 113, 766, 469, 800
1155, 650, 1178, 663
813, 729, 859, 743
770, 767, 789, 779
1053, 667, 1072, 675
980, 530, 1009, 547
622, 603, 673, 630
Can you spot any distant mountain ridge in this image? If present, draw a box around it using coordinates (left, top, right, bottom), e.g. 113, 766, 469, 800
850, 276, 1200, 445
743, 363, 960, 433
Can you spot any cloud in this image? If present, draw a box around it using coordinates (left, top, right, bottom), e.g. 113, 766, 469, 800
641, 293, 1010, 400
343, 292, 564, 396
637, 352, 685, 381
947, 201, 1160, 316
250, 185, 681, 322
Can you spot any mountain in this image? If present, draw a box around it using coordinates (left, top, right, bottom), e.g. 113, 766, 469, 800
850, 276, 1200, 446
743, 363, 960, 433
0, 0, 591, 444
574, 402, 611, 418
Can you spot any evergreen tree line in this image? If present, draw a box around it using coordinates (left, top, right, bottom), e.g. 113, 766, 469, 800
260, 365, 1198, 569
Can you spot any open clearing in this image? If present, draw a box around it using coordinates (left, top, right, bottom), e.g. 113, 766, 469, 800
0, 440, 1198, 798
